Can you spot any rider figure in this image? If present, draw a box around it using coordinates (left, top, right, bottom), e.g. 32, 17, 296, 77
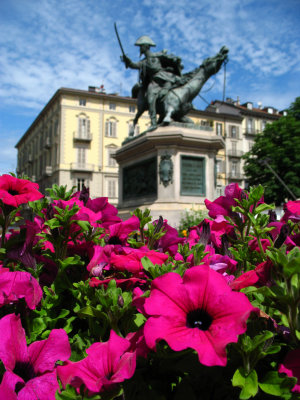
122, 36, 183, 128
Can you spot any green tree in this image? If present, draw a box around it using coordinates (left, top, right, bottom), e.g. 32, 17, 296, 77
243, 97, 300, 205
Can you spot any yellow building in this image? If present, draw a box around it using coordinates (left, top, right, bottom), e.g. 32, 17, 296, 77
206, 99, 281, 188
15, 88, 281, 204
15, 87, 151, 205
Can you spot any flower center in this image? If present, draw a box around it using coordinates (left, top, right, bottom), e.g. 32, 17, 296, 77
14, 361, 36, 383
186, 309, 213, 330
8, 189, 19, 196
107, 235, 122, 245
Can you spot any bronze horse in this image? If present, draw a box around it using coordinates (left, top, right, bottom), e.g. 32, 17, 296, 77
130, 46, 229, 134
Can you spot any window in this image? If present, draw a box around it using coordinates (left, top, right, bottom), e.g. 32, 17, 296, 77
247, 118, 254, 133
201, 120, 212, 127
128, 123, 140, 136
216, 123, 222, 136
77, 148, 86, 167
77, 178, 85, 191
231, 160, 239, 177
78, 117, 90, 138
216, 160, 224, 173
231, 141, 237, 154
108, 149, 117, 167
261, 120, 267, 131
230, 125, 238, 139
108, 180, 116, 198
129, 105, 135, 113
79, 99, 86, 106
54, 144, 58, 165
109, 103, 116, 110
105, 120, 117, 137
54, 120, 59, 136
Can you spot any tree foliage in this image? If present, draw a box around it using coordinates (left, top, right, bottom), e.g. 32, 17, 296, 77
243, 97, 300, 205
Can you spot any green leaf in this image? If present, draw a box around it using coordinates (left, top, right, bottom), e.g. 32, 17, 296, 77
250, 331, 273, 352
259, 371, 297, 397
249, 185, 264, 204
141, 256, 155, 271
284, 246, 300, 278
133, 313, 147, 328
254, 203, 275, 214
75, 220, 91, 231
232, 367, 258, 399
77, 305, 107, 320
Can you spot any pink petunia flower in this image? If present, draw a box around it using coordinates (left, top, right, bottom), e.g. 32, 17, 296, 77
281, 200, 300, 223
110, 247, 168, 274
106, 215, 140, 245
279, 348, 300, 393
57, 330, 136, 394
0, 313, 71, 399
153, 219, 184, 256
229, 270, 259, 291
204, 183, 244, 219
0, 174, 43, 208
143, 265, 255, 366
0, 270, 43, 310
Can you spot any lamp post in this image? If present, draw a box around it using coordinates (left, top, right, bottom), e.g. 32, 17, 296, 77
259, 158, 297, 200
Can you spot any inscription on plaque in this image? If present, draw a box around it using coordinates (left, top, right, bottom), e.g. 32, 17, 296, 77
180, 156, 205, 196
123, 157, 157, 200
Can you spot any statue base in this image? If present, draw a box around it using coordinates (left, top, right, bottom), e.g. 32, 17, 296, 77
115, 125, 225, 227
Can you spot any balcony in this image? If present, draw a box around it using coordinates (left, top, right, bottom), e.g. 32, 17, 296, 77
228, 173, 244, 180
227, 149, 244, 157
44, 166, 52, 176
244, 129, 259, 137
73, 132, 93, 142
44, 137, 51, 149
71, 163, 94, 172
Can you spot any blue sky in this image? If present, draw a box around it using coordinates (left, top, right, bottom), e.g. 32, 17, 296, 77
0, 0, 299, 174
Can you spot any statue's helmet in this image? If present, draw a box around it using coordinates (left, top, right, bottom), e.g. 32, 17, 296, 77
135, 36, 156, 47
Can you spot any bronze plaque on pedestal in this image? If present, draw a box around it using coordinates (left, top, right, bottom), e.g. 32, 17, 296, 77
180, 155, 205, 196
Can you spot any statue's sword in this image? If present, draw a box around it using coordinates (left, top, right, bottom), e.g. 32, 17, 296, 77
114, 22, 128, 68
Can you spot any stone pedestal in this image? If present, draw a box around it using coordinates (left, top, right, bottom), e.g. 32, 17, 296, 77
114, 126, 224, 227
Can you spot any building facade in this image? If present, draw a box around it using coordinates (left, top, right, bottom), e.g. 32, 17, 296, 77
206, 99, 281, 190
15, 88, 282, 204
16, 87, 151, 205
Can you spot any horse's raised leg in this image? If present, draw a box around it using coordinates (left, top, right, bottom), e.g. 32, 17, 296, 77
162, 105, 175, 124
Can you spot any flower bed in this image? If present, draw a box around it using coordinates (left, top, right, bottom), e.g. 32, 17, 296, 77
0, 174, 299, 399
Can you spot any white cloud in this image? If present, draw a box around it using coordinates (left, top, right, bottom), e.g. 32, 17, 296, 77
0, 0, 299, 174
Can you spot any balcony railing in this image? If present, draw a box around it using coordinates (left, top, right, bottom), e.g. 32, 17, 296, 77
244, 129, 259, 136
71, 163, 94, 172
73, 132, 93, 142
228, 173, 244, 180
44, 166, 52, 176
44, 137, 51, 149
227, 149, 244, 157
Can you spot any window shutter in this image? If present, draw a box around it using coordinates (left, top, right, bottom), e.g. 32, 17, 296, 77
78, 118, 82, 137
87, 119, 90, 135
105, 121, 108, 136
112, 122, 116, 137
236, 126, 240, 139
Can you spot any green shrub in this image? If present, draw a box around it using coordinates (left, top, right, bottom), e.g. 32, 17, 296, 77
178, 208, 208, 236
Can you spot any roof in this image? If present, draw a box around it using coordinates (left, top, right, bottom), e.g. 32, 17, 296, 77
15, 88, 137, 148
208, 100, 281, 120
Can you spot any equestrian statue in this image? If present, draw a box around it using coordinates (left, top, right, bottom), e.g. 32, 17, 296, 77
115, 24, 229, 136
